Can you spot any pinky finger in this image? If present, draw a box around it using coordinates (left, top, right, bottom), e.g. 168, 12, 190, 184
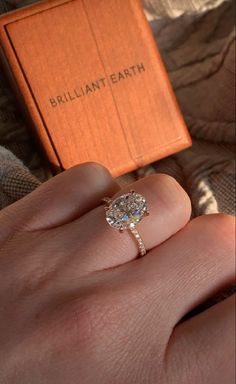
165, 294, 235, 384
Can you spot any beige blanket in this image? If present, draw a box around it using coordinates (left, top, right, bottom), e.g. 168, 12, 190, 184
0, 0, 235, 217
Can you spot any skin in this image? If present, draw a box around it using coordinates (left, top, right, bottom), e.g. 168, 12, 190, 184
0, 162, 235, 384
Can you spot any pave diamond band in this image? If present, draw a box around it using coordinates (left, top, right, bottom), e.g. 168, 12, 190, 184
129, 227, 147, 256
103, 190, 149, 257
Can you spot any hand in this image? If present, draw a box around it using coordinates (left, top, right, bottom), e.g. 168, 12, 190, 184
0, 163, 235, 384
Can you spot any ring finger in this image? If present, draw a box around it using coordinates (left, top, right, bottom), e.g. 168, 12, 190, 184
55, 173, 191, 273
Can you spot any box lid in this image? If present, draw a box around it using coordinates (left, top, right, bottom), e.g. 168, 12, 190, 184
0, 0, 191, 176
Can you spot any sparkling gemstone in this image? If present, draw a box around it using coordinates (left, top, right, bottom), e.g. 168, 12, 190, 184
105, 192, 148, 230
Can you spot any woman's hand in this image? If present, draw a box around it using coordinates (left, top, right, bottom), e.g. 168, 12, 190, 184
0, 163, 235, 384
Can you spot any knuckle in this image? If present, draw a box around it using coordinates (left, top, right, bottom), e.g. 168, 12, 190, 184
149, 173, 191, 218
190, 214, 235, 269
193, 213, 235, 247
148, 173, 178, 189
70, 161, 109, 177
213, 213, 235, 235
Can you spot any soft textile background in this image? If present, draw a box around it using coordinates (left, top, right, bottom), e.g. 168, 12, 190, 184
0, 0, 235, 216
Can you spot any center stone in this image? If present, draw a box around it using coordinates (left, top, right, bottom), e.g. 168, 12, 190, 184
106, 192, 148, 230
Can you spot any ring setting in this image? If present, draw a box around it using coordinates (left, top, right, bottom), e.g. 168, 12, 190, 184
103, 190, 149, 256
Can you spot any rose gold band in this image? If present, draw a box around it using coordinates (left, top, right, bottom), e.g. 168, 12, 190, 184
129, 227, 146, 256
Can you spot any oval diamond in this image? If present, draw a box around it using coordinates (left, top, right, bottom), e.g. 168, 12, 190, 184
105, 192, 148, 230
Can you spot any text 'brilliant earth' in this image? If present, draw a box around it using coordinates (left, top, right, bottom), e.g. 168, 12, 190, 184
105, 191, 148, 230
49, 63, 145, 107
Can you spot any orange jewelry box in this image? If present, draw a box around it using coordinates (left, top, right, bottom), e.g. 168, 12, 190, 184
0, 0, 191, 177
